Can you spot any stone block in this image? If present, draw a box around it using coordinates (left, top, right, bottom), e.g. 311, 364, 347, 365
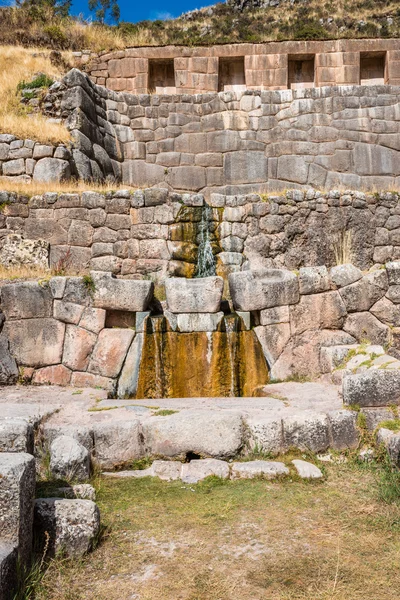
181, 459, 230, 483
229, 269, 299, 311
327, 409, 359, 449
231, 460, 288, 480
386, 261, 400, 285
1, 281, 52, 320
0, 453, 36, 564
142, 410, 243, 460
254, 323, 291, 366
0, 543, 17, 600
4, 319, 65, 367
165, 276, 224, 313
259, 306, 290, 326
299, 266, 330, 295
53, 300, 84, 324
92, 420, 143, 468
117, 333, 143, 399
88, 329, 134, 378
2, 159, 25, 176
32, 364, 72, 386
0, 419, 34, 453
290, 291, 347, 335
283, 412, 330, 452
177, 312, 224, 332
0, 333, 18, 385
63, 325, 97, 371
343, 370, 400, 407
370, 297, 400, 326
91, 271, 153, 311
339, 270, 388, 312
343, 312, 391, 346
292, 459, 323, 479
50, 435, 90, 481
246, 416, 283, 454
34, 499, 100, 558
33, 158, 71, 183
224, 151, 268, 184
79, 307, 106, 334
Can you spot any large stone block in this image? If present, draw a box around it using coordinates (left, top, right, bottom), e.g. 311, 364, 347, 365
0, 419, 34, 453
88, 329, 134, 378
176, 312, 224, 332
142, 410, 243, 459
290, 291, 347, 335
330, 264, 363, 288
0, 281, 52, 320
34, 499, 100, 558
339, 270, 388, 312
223, 151, 268, 184
283, 412, 330, 452
91, 271, 153, 311
343, 370, 400, 407
63, 325, 97, 371
0, 332, 18, 385
254, 323, 291, 366
92, 420, 143, 468
33, 158, 71, 183
50, 435, 90, 481
117, 333, 143, 398
0, 453, 36, 564
229, 269, 299, 311
165, 276, 224, 313
4, 319, 65, 367
343, 312, 391, 346
299, 266, 330, 295
0, 543, 17, 600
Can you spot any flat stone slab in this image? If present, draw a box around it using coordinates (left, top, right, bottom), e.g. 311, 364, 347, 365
292, 459, 323, 479
231, 460, 289, 479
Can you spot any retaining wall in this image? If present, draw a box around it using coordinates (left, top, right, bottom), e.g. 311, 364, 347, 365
1, 188, 400, 279
61, 69, 400, 193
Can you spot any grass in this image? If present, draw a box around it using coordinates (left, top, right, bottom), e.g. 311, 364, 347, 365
26, 456, 400, 600
0, 181, 136, 195
0, 45, 71, 144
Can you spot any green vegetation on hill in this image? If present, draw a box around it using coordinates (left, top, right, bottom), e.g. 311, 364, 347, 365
0, 0, 399, 52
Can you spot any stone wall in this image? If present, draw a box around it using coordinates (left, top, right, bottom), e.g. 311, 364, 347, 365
2, 188, 400, 279
61, 69, 400, 193
1, 263, 400, 394
84, 39, 400, 93
0, 135, 73, 184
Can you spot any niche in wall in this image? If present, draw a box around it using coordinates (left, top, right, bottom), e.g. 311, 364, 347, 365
218, 56, 246, 92
148, 59, 176, 93
360, 52, 387, 85
288, 55, 315, 89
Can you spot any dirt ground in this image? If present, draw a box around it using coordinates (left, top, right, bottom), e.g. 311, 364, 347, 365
32, 456, 400, 600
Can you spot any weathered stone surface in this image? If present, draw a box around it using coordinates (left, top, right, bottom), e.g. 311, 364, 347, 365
231, 460, 289, 480
0, 332, 18, 385
290, 291, 347, 335
0, 419, 34, 453
177, 312, 224, 332
283, 412, 330, 452
370, 297, 400, 326
386, 261, 400, 286
151, 460, 182, 481
0, 543, 17, 600
4, 319, 65, 367
117, 333, 143, 398
32, 364, 72, 386
0, 281, 52, 319
259, 305, 290, 326
54, 484, 96, 501
299, 266, 330, 295
229, 269, 299, 311
165, 276, 224, 313
92, 420, 143, 468
343, 312, 391, 346
343, 370, 400, 407
246, 417, 283, 454
327, 409, 359, 450
33, 157, 71, 182
330, 264, 363, 288
181, 458, 230, 483
0, 234, 49, 268
254, 323, 290, 366
50, 435, 90, 481
34, 498, 100, 558
339, 270, 388, 313
79, 307, 106, 334
320, 345, 356, 374
91, 271, 153, 311
292, 459, 323, 479
142, 410, 243, 459
63, 325, 97, 371
0, 453, 36, 564
89, 329, 134, 378
53, 300, 85, 324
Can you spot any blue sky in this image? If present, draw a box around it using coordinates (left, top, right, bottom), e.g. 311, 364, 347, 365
70, 0, 215, 23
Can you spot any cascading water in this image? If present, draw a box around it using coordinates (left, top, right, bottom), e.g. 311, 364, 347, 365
196, 204, 216, 278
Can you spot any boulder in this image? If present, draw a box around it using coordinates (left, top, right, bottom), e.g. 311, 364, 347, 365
289, 291, 347, 335
142, 409, 243, 459
34, 498, 100, 558
299, 266, 330, 295
165, 276, 224, 313
292, 459, 323, 479
180, 459, 230, 483
343, 370, 400, 407
0, 453, 36, 565
330, 264, 363, 288
339, 270, 388, 313
0, 419, 34, 453
33, 157, 71, 183
0, 333, 18, 385
50, 435, 90, 481
91, 271, 153, 311
231, 460, 289, 480
343, 312, 391, 346
229, 269, 299, 311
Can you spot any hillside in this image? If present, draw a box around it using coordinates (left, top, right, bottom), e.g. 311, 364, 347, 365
0, 0, 399, 52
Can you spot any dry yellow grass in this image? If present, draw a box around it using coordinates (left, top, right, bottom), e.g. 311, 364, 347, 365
0, 180, 136, 195
0, 45, 70, 145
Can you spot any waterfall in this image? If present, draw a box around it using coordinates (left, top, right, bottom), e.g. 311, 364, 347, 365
196, 204, 216, 278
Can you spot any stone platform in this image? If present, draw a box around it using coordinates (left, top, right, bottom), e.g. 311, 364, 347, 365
0, 381, 383, 470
